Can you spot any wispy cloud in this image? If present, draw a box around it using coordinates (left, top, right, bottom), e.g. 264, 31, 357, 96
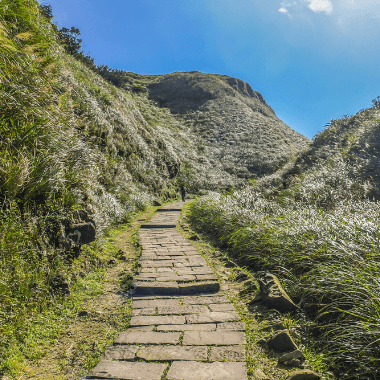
278, 0, 333, 16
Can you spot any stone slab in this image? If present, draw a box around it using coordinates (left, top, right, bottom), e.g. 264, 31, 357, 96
157, 323, 216, 331
186, 312, 240, 324
127, 325, 155, 332
178, 281, 219, 294
100, 345, 139, 361
158, 305, 209, 315
209, 303, 236, 312
133, 299, 180, 308
210, 346, 245, 362
156, 275, 196, 282
130, 315, 186, 326
87, 360, 167, 380
131, 307, 156, 316
134, 282, 179, 296
114, 331, 181, 345
183, 331, 246, 345
140, 260, 174, 267
166, 361, 248, 380
136, 346, 207, 361
196, 274, 219, 281
217, 322, 246, 331
181, 296, 229, 305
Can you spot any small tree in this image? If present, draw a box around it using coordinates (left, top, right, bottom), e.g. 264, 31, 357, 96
58, 26, 83, 56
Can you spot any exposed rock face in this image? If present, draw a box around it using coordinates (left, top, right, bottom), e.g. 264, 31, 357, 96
258, 273, 297, 312
268, 330, 298, 352
146, 71, 310, 178
287, 370, 321, 380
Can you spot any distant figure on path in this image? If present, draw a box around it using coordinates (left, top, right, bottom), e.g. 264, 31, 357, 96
180, 185, 186, 202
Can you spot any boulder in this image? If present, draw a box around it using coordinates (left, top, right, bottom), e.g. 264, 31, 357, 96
268, 330, 298, 352
287, 370, 321, 380
67, 222, 96, 246
278, 349, 304, 363
258, 273, 297, 312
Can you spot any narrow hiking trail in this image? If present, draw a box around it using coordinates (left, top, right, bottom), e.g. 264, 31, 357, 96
85, 202, 248, 379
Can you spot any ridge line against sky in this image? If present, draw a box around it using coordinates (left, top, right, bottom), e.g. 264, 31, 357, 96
42, 0, 380, 139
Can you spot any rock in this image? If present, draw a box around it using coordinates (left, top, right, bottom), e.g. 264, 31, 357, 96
258, 273, 297, 312
235, 270, 249, 282
252, 368, 269, 380
67, 222, 96, 246
239, 280, 257, 295
224, 260, 237, 268
78, 310, 89, 317
278, 349, 304, 363
287, 359, 303, 368
249, 292, 263, 304
287, 370, 321, 380
267, 330, 298, 352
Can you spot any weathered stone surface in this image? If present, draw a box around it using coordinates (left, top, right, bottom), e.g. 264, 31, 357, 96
158, 305, 209, 315
157, 323, 217, 331
134, 281, 179, 296
166, 361, 248, 380
209, 303, 235, 312
137, 346, 207, 361
278, 349, 305, 363
100, 345, 139, 361
183, 331, 246, 345
140, 260, 174, 267
217, 322, 246, 331
87, 360, 167, 379
114, 331, 181, 345
178, 281, 219, 294
196, 274, 219, 281
186, 311, 240, 324
268, 330, 298, 352
156, 275, 196, 282
287, 370, 321, 380
131, 307, 156, 316
210, 346, 245, 361
181, 296, 229, 304
127, 325, 155, 332
130, 315, 186, 326
133, 299, 180, 308
259, 273, 297, 312
252, 368, 270, 380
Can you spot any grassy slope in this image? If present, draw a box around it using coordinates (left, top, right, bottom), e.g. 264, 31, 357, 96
188, 104, 380, 378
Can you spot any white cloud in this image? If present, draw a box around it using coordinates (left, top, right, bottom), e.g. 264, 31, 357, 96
278, 0, 333, 15
306, 0, 333, 13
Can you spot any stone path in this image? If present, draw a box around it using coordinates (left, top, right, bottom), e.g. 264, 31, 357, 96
85, 202, 248, 380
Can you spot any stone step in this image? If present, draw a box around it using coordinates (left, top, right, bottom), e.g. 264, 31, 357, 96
87, 360, 167, 379
133, 281, 220, 296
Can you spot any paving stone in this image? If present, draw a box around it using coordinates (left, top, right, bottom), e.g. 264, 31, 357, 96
88, 360, 167, 379
217, 322, 246, 331
183, 331, 246, 345
186, 311, 240, 324
156, 267, 176, 272
133, 299, 180, 308
115, 331, 181, 345
130, 315, 186, 326
140, 260, 174, 267
210, 346, 245, 362
156, 251, 184, 256
209, 303, 236, 312
134, 281, 179, 296
157, 323, 216, 331
131, 307, 156, 316
138, 272, 159, 278
189, 267, 215, 274
156, 275, 196, 282
166, 361, 247, 380
140, 268, 157, 273
157, 305, 209, 315
100, 345, 139, 361
181, 296, 229, 304
127, 325, 155, 332
178, 281, 220, 294
196, 274, 219, 281
136, 346, 207, 361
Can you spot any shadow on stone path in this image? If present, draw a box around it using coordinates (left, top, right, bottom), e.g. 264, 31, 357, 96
85, 202, 248, 380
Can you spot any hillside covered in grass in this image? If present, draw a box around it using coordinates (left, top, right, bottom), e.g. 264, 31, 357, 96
188, 102, 380, 378
0, 0, 312, 376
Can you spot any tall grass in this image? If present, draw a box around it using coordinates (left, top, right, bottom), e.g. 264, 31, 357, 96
188, 149, 380, 377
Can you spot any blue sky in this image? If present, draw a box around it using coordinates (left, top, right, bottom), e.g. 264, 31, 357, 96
43, 0, 380, 139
